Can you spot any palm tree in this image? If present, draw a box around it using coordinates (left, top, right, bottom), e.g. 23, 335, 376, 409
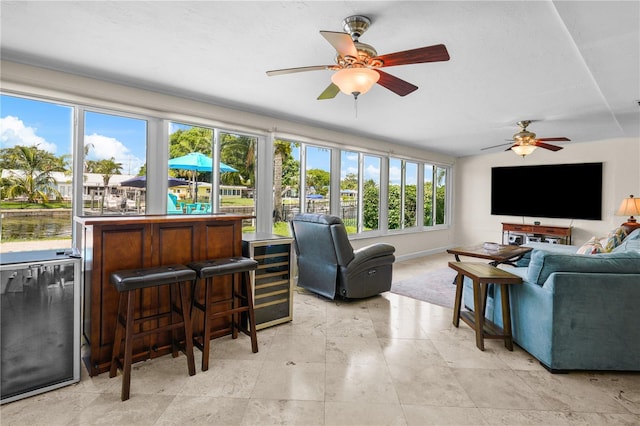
2, 145, 64, 203
86, 157, 123, 213
273, 140, 292, 222
220, 133, 255, 186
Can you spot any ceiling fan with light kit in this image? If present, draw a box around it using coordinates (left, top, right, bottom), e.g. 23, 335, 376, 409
266, 15, 450, 100
482, 120, 571, 157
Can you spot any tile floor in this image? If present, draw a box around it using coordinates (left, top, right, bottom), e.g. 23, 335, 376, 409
2, 252, 639, 425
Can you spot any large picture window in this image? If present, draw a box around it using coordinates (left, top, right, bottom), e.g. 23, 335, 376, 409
1, 94, 74, 251
83, 111, 147, 216
2, 92, 451, 249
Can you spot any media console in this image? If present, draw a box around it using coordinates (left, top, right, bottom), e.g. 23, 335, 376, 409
502, 222, 572, 245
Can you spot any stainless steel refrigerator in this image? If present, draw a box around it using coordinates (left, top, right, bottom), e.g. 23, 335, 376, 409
1, 250, 81, 404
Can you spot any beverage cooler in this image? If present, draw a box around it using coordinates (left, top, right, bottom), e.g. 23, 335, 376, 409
1, 250, 81, 404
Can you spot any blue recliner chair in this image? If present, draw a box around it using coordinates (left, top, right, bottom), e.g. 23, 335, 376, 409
291, 213, 395, 299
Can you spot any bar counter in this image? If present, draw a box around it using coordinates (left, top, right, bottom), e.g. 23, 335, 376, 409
75, 213, 253, 376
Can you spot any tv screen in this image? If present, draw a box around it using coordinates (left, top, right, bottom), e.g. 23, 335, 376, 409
491, 162, 602, 220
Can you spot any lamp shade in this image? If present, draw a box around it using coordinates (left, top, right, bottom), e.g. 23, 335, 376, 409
331, 68, 380, 96
617, 194, 640, 222
511, 144, 537, 157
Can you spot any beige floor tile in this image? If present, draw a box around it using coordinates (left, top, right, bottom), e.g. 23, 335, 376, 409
325, 401, 407, 425
0, 391, 100, 426
453, 368, 551, 410
155, 395, 249, 426
326, 335, 386, 365
325, 362, 399, 404
402, 405, 488, 426
266, 333, 326, 363
242, 399, 325, 426
70, 393, 175, 425
379, 338, 445, 369
388, 364, 476, 407
516, 370, 633, 413
430, 332, 512, 370
479, 408, 640, 425
178, 359, 263, 398
251, 360, 325, 401
583, 372, 640, 415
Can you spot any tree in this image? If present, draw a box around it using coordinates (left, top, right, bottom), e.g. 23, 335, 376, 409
220, 133, 255, 186
306, 168, 330, 196
0, 145, 65, 203
362, 178, 379, 230
86, 157, 123, 213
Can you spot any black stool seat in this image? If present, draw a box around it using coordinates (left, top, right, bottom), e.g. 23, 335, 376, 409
188, 256, 259, 371
109, 263, 196, 401
111, 264, 196, 292
188, 257, 258, 278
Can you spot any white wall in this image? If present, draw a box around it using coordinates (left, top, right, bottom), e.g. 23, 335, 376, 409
455, 138, 640, 246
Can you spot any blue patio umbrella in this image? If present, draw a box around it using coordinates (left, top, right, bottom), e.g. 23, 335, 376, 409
168, 152, 237, 172
168, 152, 238, 202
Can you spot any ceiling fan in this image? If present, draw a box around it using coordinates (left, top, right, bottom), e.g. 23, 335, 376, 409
266, 15, 450, 100
482, 120, 571, 157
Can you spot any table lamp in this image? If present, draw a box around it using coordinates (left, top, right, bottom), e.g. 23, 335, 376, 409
617, 194, 640, 233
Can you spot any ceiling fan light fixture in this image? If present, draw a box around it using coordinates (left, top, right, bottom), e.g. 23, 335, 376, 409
331, 67, 379, 97
511, 144, 537, 157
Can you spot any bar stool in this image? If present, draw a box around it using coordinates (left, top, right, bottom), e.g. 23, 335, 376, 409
188, 257, 259, 371
109, 264, 196, 401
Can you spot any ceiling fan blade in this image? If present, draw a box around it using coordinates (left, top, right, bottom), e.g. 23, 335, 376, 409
317, 83, 340, 100
375, 44, 450, 68
537, 137, 570, 142
320, 31, 358, 57
534, 141, 564, 151
266, 65, 333, 76
481, 142, 513, 151
375, 70, 418, 96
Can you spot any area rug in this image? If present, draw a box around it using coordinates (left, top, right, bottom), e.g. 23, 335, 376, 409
391, 267, 458, 308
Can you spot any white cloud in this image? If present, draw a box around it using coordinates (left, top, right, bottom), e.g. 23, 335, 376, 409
364, 164, 380, 183
85, 133, 144, 175
0, 115, 58, 153
389, 165, 402, 184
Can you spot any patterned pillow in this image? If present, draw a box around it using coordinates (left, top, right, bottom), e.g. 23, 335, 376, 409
576, 236, 605, 254
602, 226, 628, 252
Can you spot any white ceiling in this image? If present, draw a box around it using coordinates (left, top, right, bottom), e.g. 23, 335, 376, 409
1, 1, 638, 157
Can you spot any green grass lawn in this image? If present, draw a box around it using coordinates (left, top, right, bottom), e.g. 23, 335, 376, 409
0, 200, 72, 209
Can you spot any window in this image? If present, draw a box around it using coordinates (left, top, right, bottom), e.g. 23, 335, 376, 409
424, 164, 434, 226
340, 150, 359, 233
424, 163, 448, 227
305, 145, 331, 215
220, 131, 257, 230
362, 155, 381, 232
435, 166, 447, 225
83, 111, 147, 216
388, 158, 417, 230
0, 94, 74, 251
167, 123, 213, 214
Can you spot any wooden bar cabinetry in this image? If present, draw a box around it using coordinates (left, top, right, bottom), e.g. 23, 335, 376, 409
76, 214, 252, 376
242, 233, 293, 330
502, 222, 572, 245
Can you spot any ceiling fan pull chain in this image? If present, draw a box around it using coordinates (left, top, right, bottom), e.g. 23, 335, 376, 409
353, 91, 360, 118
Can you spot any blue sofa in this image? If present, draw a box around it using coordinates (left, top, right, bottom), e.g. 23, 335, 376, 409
462, 228, 640, 371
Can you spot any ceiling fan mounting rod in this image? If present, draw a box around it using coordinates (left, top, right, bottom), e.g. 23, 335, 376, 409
342, 15, 371, 41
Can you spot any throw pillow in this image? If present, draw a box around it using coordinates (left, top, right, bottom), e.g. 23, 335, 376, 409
576, 236, 605, 255
602, 226, 628, 252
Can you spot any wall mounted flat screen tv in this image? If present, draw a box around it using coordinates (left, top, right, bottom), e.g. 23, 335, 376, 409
491, 162, 603, 220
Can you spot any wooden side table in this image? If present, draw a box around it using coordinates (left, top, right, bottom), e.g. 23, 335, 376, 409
449, 261, 522, 351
